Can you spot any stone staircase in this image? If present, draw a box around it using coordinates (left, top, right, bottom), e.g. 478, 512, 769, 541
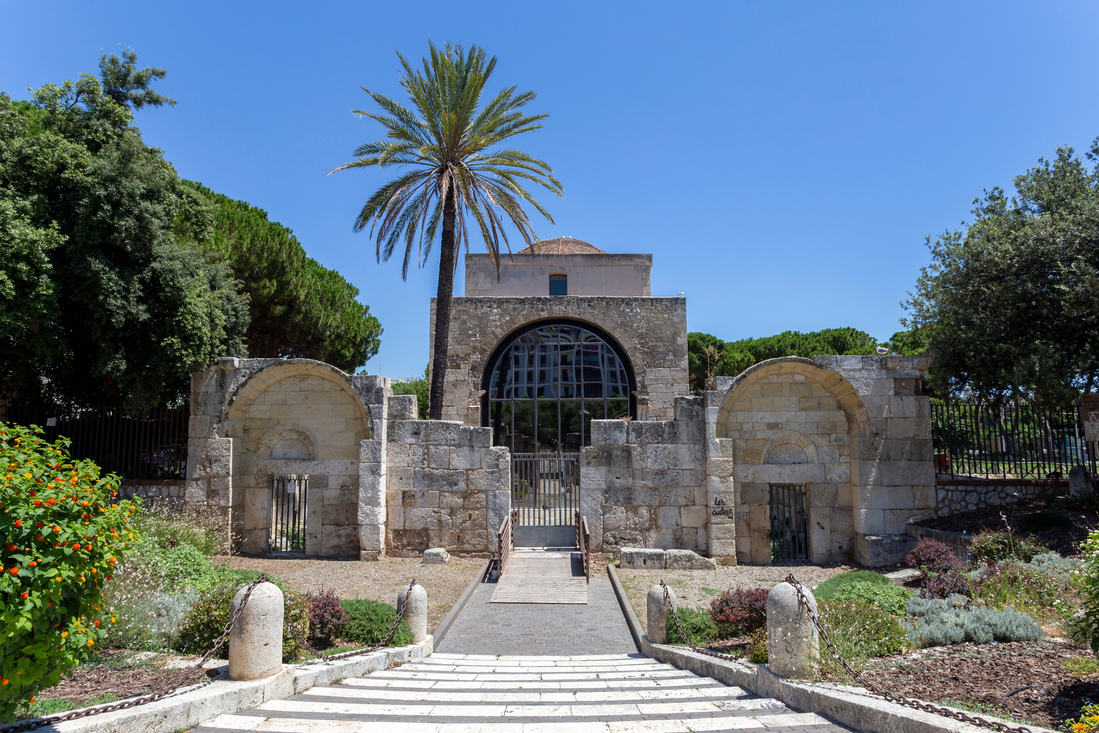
194, 652, 851, 732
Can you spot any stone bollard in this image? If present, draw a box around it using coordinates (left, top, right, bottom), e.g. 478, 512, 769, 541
646, 584, 676, 644
397, 584, 428, 643
766, 582, 819, 679
228, 582, 284, 681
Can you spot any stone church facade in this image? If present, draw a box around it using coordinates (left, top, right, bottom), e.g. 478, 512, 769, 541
185, 238, 935, 566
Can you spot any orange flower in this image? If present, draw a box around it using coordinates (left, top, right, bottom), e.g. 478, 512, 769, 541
84, 544, 91, 551
20, 592, 28, 600
93, 620, 100, 626
28, 561, 36, 567
8, 567, 17, 575
13, 520, 21, 527
60, 631, 68, 637
72, 543, 81, 550
47, 498, 56, 506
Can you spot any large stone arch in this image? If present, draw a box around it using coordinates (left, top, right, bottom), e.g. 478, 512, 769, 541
716, 357, 867, 564
222, 360, 373, 556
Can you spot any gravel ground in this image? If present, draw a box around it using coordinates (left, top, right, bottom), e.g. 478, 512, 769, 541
222, 556, 486, 632
615, 562, 855, 626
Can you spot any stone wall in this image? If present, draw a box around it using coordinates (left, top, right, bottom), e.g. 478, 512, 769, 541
384, 395, 510, 557
580, 397, 707, 553
706, 355, 935, 567
935, 479, 1066, 515
186, 358, 388, 558
431, 296, 688, 425
118, 480, 186, 506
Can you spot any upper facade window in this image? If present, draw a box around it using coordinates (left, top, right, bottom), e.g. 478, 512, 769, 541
549, 274, 567, 296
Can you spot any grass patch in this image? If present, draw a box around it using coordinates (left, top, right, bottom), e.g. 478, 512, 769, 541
1063, 657, 1099, 676
813, 571, 892, 602
701, 586, 719, 596
17, 693, 121, 721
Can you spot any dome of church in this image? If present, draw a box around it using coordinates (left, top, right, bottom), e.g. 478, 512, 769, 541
516, 237, 606, 255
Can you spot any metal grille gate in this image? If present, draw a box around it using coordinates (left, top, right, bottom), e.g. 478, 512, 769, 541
769, 482, 809, 562
270, 474, 308, 553
512, 453, 579, 526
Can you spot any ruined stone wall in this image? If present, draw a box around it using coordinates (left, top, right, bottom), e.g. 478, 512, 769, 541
431, 296, 688, 425
580, 397, 707, 554
118, 480, 186, 507
186, 358, 388, 558
384, 395, 510, 557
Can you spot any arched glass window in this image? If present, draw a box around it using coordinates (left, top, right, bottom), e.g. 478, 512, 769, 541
548, 273, 567, 295
482, 322, 634, 453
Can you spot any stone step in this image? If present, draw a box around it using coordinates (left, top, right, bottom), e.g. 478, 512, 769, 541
194, 653, 851, 732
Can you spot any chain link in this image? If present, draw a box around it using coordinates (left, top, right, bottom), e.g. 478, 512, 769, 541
658, 578, 1033, 733
318, 579, 418, 662
1, 574, 271, 733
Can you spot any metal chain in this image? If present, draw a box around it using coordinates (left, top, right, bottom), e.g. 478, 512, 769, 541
317, 579, 418, 662
660, 577, 1034, 733
1, 574, 271, 733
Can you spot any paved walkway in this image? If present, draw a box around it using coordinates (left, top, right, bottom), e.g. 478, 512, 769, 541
194, 653, 853, 732
491, 548, 588, 604
438, 572, 636, 656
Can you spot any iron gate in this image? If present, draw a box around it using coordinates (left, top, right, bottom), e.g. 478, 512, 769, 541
512, 453, 579, 526
270, 474, 308, 553
769, 482, 809, 562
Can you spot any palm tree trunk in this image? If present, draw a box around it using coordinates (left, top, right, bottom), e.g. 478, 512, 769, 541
428, 188, 458, 420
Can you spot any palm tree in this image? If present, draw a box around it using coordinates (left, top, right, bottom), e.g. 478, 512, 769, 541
330, 43, 562, 419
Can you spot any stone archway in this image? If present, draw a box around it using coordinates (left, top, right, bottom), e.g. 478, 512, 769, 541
716, 357, 868, 565
222, 360, 373, 556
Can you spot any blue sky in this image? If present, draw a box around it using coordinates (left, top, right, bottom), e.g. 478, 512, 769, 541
3, 1, 1099, 380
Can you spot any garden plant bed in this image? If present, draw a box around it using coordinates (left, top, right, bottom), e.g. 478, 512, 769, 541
615, 562, 854, 627
21, 650, 203, 718
860, 640, 1099, 731
224, 555, 485, 631
913, 496, 1099, 556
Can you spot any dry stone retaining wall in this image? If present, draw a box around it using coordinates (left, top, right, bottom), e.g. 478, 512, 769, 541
934, 479, 1066, 515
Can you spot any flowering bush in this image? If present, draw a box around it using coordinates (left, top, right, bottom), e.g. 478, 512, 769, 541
0, 422, 138, 721
709, 587, 768, 638
1067, 702, 1099, 732
905, 538, 957, 577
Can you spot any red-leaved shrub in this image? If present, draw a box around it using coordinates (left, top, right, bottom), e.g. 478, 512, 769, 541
306, 589, 348, 647
709, 587, 769, 638
905, 538, 957, 577
921, 570, 973, 599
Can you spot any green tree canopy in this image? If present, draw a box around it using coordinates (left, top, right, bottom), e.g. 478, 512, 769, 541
186, 183, 382, 372
687, 327, 886, 391
332, 42, 561, 419
904, 140, 1099, 407
0, 54, 248, 409
0, 50, 381, 410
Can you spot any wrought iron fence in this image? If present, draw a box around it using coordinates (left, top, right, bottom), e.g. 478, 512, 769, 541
4, 404, 190, 480
932, 400, 1098, 479
511, 452, 579, 526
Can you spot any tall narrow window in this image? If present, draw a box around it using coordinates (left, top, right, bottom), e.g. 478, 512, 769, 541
549, 273, 567, 295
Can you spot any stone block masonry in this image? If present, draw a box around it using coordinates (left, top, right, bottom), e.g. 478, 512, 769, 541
384, 417, 509, 557
431, 295, 688, 424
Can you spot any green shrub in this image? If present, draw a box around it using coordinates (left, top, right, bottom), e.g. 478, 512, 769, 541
969, 529, 1045, 564
977, 561, 1068, 622
666, 607, 718, 646
173, 576, 309, 662
0, 422, 139, 721
813, 571, 891, 602
138, 540, 214, 590
818, 600, 909, 678
828, 581, 912, 616
904, 594, 1042, 647
746, 628, 767, 663
1075, 528, 1099, 652
340, 599, 412, 648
